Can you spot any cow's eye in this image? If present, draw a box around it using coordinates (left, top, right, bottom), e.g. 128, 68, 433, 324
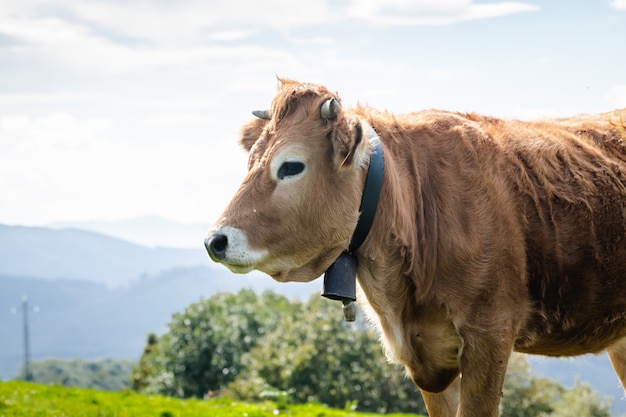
277, 161, 305, 180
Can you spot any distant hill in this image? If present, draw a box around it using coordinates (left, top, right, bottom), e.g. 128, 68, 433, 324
49, 217, 209, 249
0, 224, 206, 286
0, 269, 318, 379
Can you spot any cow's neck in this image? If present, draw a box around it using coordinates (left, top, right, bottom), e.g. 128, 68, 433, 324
321, 122, 385, 320
355, 122, 423, 283
353, 119, 432, 354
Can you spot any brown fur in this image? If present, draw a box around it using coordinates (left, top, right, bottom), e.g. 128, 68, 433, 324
208, 79, 626, 416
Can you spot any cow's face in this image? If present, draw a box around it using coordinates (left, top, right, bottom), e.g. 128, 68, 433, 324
206, 89, 370, 282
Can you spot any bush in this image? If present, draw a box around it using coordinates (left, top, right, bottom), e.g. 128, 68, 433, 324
133, 289, 425, 413
133, 290, 294, 398
229, 295, 425, 414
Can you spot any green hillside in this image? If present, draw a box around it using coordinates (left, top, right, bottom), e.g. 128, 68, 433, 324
0, 381, 424, 417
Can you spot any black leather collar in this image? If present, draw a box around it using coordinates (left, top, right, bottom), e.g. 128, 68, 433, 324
349, 131, 385, 253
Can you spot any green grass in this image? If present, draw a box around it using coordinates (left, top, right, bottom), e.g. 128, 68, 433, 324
0, 381, 424, 417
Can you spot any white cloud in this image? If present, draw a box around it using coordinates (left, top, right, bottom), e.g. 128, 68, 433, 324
0, 0, 541, 78
0, 16, 89, 45
0, 112, 105, 152
0, 112, 111, 224
0, 92, 89, 106
0, 14, 300, 74
1, 0, 623, 230
1, 0, 540, 49
208, 30, 257, 42
606, 85, 626, 108
0, 110, 246, 226
45, 0, 336, 44
611, 0, 626, 10
345, 0, 539, 26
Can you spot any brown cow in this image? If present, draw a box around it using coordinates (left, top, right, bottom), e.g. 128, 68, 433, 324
205, 79, 626, 417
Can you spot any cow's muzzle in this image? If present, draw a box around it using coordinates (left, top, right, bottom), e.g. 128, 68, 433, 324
205, 234, 228, 262
204, 226, 268, 274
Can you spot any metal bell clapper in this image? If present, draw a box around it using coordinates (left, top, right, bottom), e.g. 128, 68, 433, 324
322, 251, 357, 322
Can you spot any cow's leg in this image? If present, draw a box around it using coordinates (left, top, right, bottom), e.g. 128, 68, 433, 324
607, 337, 626, 394
420, 375, 460, 417
456, 331, 513, 417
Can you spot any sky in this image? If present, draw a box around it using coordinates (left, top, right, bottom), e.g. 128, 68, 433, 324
1, 0, 625, 228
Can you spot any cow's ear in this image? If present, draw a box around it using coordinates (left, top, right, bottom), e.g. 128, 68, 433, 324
239, 118, 268, 152
327, 115, 367, 169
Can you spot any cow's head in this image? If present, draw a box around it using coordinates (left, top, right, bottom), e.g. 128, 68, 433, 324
205, 80, 374, 282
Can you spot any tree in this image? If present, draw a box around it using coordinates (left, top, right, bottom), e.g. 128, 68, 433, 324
130, 333, 159, 391
228, 295, 426, 414
501, 354, 561, 417
133, 289, 294, 398
549, 381, 611, 417
501, 354, 612, 417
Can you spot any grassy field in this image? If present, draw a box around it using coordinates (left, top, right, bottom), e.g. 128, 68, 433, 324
0, 380, 424, 417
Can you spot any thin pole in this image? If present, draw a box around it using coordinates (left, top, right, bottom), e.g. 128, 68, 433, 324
21, 296, 32, 382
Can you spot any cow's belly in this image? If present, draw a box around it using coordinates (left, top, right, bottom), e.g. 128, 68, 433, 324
514, 309, 626, 356
515, 235, 626, 356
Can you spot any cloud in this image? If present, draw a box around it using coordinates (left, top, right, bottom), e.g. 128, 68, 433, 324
2, 0, 540, 49
0, 0, 540, 77
345, 0, 539, 26
0, 109, 246, 225
208, 30, 257, 42
0, 112, 106, 152
0, 16, 88, 45
611, 0, 626, 10
0, 14, 300, 74
3, 0, 621, 229
0, 111, 111, 224
1, 0, 337, 45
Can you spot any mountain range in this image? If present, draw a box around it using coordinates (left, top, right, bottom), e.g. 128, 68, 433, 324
49, 216, 208, 249
0, 223, 205, 287
0, 219, 624, 414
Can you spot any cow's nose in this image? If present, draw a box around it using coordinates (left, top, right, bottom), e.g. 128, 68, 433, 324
205, 234, 228, 261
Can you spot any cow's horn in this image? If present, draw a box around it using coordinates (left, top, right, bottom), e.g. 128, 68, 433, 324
252, 110, 271, 120
320, 98, 339, 119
